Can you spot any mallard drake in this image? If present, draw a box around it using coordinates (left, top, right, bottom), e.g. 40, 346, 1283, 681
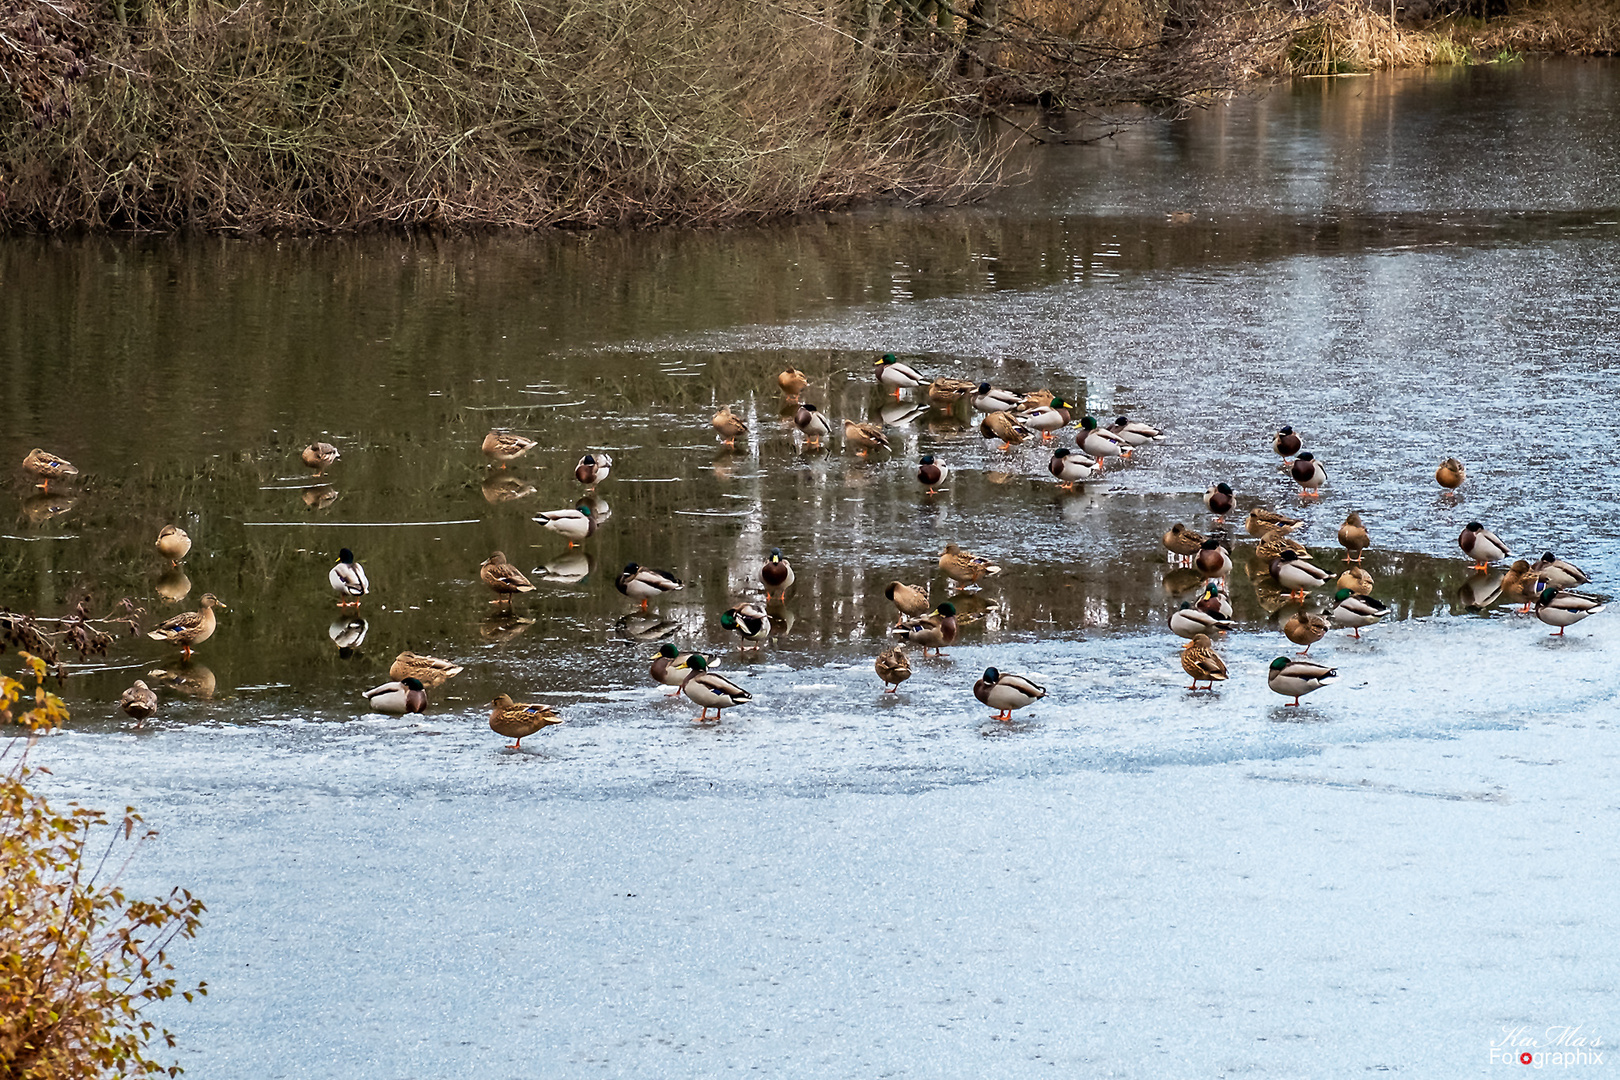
885, 581, 932, 623
119, 680, 158, 726
973, 666, 1045, 721
1162, 523, 1204, 565
712, 406, 748, 445
1268, 657, 1336, 705
843, 419, 890, 455
1328, 588, 1388, 639
760, 548, 795, 599
980, 411, 1028, 449
1336, 566, 1374, 596
1203, 483, 1234, 520
795, 402, 832, 445
875, 354, 926, 394
1269, 551, 1330, 599
926, 377, 977, 403
893, 602, 958, 657
1076, 416, 1129, 467
617, 563, 683, 609
721, 604, 771, 650
777, 367, 809, 397
480, 551, 535, 605
1338, 511, 1369, 564
676, 654, 752, 722
1108, 416, 1164, 446
300, 442, 341, 476
146, 593, 225, 659
1195, 538, 1232, 579
536, 502, 596, 546
329, 548, 370, 607
1170, 602, 1233, 641
1017, 397, 1074, 439
1180, 634, 1228, 691
389, 652, 464, 688
155, 525, 191, 565
939, 544, 1000, 586
1048, 448, 1100, 489
1534, 586, 1605, 636
574, 453, 613, 488
1499, 561, 1539, 610
1196, 580, 1233, 620
971, 382, 1023, 414
1291, 452, 1326, 497
1245, 508, 1304, 538
1458, 522, 1510, 571
875, 647, 912, 693
480, 431, 533, 467
1273, 426, 1302, 460
1531, 552, 1591, 589
22, 448, 78, 490
650, 643, 708, 697
916, 454, 949, 494
1436, 457, 1466, 490
489, 694, 562, 746
1283, 610, 1329, 655
1255, 526, 1311, 562
365, 677, 427, 715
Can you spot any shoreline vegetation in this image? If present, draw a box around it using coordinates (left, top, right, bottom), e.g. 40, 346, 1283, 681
0, 0, 1614, 234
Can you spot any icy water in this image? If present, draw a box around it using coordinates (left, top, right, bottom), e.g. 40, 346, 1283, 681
4, 59, 1619, 1077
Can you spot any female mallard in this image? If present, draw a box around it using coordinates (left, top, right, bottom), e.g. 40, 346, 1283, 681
926, 377, 977, 404
1017, 389, 1055, 411
22, 448, 78, 490
155, 525, 191, 566
916, 454, 949, 494
795, 402, 832, 446
1245, 508, 1303, 538
146, 593, 225, 659
1500, 561, 1539, 611
893, 602, 958, 657
1255, 526, 1311, 562
760, 548, 795, 599
939, 544, 1000, 586
885, 581, 932, 623
1283, 610, 1329, 655
1328, 588, 1388, 639
1267, 657, 1336, 705
1180, 634, 1228, 691
119, 680, 158, 727
980, 411, 1028, 449
482, 475, 536, 504
650, 643, 707, 697
1336, 565, 1374, 597
875, 647, 912, 693
1436, 457, 1466, 490
677, 654, 752, 722
1458, 522, 1510, 571
1170, 603, 1233, 641
489, 694, 562, 746
1108, 416, 1164, 446
971, 382, 1024, 414
575, 453, 613, 488
1269, 551, 1330, 599
617, 563, 683, 609
389, 651, 464, 688
481, 431, 534, 465
843, 419, 890, 455
1194, 538, 1232, 580
299, 442, 341, 476
1048, 448, 1100, 489
712, 406, 748, 445
536, 502, 596, 545
1017, 397, 1074, 440
480, 551, 535, 605
721, 604, 771, 650
1203, 483, 1234, 520
1162, 523, 1204, 566
1338, 511, 1369, 564
1531, 552, 1591, 589
1534, 586, 1605, 637
329, 548, 370, 607
973, 667, 1045, 721
1273, 426, 1302, 461
365, 677, 427, 715
875, 354, 926, 395
777, 367, 809, 397
1291, 452, 1326, 497
1076, 416, 1130, 467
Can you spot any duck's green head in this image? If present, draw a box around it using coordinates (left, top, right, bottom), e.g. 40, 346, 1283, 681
1216, 482, 1233, 495
720, 609, 739, 630
1080, 415, 1099, 430
403, 677, 425, 691
977, 382, 994, 394
683, 653, 710, 672
575, 502, 594, 516
769, 548, 784, 562
1269, 657, 1290, 672
1050, 397, 1069, 410
919, 453, 936, 465
1334, 587, 1354, 601
982, 666, 1000, 682
1538, 584, 1558, 602
935, 601, 957, 618
877, 354, 898, 366
656, 643, 680, 660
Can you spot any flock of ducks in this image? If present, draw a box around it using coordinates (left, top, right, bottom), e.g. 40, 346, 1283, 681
18, 357, 1607, 741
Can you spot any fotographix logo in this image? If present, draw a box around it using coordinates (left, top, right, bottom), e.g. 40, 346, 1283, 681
1490, 1026, 1606, 1068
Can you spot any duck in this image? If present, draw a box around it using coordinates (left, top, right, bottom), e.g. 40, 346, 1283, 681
302, 485, 340, 511
1245, 508, 1303, 538
119, 680, 158, 727
676, 655, 752, 722
1534, 586, 1605, 637
777, 367, 809, 397
1017, 397, 1074, 440
1162, 523, 1204, 566
1328, 588, 1388, 639
1458, 522, 1510, 571
1530, 552, 1591, 589
147, 665, 216, 699
875, 354, 926, 395
1017, 389, 1055, 411
480, 431, 534, 466
795, 402, 832, 445
1076, 416, 1130, 468
1180, 634, 1228, 691
875, 647, 912, 693
971, 382, 1024, 414
152, 525, 191, 566
885, 581, 932, 623
1269, 551, 1330, 599
721, 604, 772, 650
926, 377, 977, 404
1291, 452, 1326, 497
364, 677, 427, 715
1283, 610, 1330, 655
1255, 526, 1311, 562
711, 406, 748, 445
146, 594, 225, 659
1436, 457, 1466, 490
1496, 560, 1539, 611
481, 474, 536, 503
22, 448, 78, 490
1203, 483, 1234, 520
843, 419, 890, 455
480, 551, 535, 605
489, 694, 562, 746
1338, 511, 1369, 564
299, 442, 345, 476
892, 602, 958, 657
574, 453, 613, 488
1196, 580, 1233, 620
1170, 603, 1233, 641
760, 549, 795, 599
973, 667, 1045, 721
328, 615, 368, 653
916, 454, 949, 494
616, 563, 684, 609
329, 548, 370, 607
1107, 416, 1164, 446
389, 652, 464, 688
1194, 538, 1232, 580
650, 643, 708, 696
979, 411, 1029, 449
1336, 566, 1375, 596
1048, 448, 1100, 489
939, 544, 1000, 587
536, 502, 596, 545
155, 568, 192, 604
1273, 426, 1302, 461
1267, 657, 1336, 705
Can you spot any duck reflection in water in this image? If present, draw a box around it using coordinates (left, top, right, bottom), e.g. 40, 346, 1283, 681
301, 485, 340, 511
482, 473, 536, 504
155, 567, 193, 604
21, 492, 76, 525
616, 613, 679, 643
480, 613, 535, 644
541, 551, 595, 584
147, 664, 216, 700
328, 615, 369, 657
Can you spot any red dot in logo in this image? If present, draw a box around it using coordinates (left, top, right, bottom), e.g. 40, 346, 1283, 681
1521, 1052, 1533, 1065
